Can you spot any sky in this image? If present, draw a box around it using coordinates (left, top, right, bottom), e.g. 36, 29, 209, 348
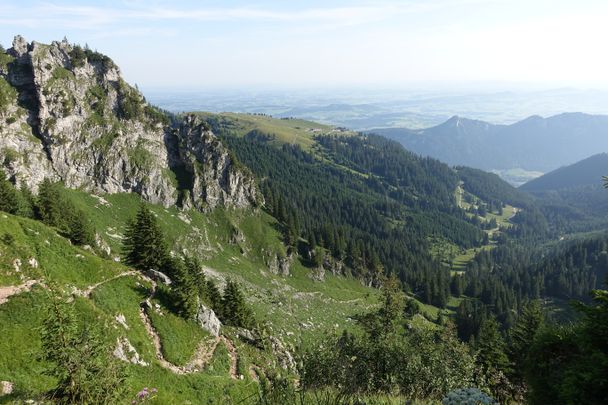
1, 0, 608, 90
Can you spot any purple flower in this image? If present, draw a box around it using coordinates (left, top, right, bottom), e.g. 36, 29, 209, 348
151, 388, 158, 393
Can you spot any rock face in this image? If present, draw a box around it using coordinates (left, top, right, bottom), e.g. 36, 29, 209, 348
0, 36, 258, 210
113, 337, 149, 366
267, 252, 292, 276
196, 303, 221, 337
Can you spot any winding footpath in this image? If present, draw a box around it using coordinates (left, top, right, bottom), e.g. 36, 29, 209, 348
80, 270, 139, 297
0, 279, 40, 305
0, 269, 240, 378
137, 274, 239, 378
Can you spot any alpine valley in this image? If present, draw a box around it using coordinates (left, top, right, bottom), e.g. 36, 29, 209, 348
0, 36, 607, 405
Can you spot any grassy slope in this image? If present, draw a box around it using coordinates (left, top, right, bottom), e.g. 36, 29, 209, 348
0, 190, 380, 403
430, 183, 519, 272
194, 112, 327, 149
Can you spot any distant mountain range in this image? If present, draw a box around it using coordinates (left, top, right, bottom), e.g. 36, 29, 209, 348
520, 153, 608, 223
520, 153, 608, 192
370, 113, 608, 175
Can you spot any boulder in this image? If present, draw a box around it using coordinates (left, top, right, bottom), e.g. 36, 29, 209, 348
113, 337, 148, 366
145, 269, 172, 285
196, 303, 221, 337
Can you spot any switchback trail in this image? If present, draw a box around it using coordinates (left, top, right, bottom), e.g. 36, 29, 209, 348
136, 273, 239, 376
0, 280, 40, 305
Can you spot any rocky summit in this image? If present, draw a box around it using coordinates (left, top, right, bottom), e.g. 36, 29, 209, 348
0, 35, 258, 210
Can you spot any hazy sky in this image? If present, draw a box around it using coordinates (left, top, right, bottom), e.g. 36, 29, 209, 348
1, 0, 608, 90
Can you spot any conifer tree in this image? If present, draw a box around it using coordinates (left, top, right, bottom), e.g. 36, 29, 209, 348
476, 316, 510, 373
509, 300, 544, 379
170, 256, 200, 319
17, 184, 35, 218
0, 170, 18, 214
41, 293, 126, 403
122, 204, 168, 273
220, 279, 254, 328
204, 279, 223, 311
37, 179, 63, 227
66, 209, 95, 246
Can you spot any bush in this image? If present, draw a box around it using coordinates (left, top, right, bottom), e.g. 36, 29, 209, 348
41, 294, 126, 403
442, 388, 497, 405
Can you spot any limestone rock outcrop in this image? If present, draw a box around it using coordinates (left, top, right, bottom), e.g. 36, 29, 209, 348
196, 303, 221, 337
0, 36, 258, 210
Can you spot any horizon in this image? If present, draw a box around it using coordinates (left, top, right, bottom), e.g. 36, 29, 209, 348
2, 0, 608, 90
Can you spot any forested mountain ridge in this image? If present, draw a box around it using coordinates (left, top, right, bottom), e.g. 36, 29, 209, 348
1, 36, 607, 404
371, 112, 608, 174
521, 152, 608, 192
520, 153, 608, 234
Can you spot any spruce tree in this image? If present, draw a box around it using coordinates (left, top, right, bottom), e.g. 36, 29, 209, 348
476, 316, 510, 373
220, 279, 254, 328
122, 204, 168, 273
41, 294, 126, 403
204, 279, 222, 311
37, 179, 63, 227
509, 300, 544, 379
66, 209, 95, 246
170, 256, 199, 319
17, 184, 35, 218
0, 170, 18, 214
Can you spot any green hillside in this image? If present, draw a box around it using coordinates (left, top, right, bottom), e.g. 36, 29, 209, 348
0, 191, 381, 403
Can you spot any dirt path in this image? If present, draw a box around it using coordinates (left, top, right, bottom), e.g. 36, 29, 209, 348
220, 336, 239, 379
0, 280, 40, 305
136, 276, 230, 375
248, 365, 260, 382
80, 270, 139, 297
182, 337, 221, 373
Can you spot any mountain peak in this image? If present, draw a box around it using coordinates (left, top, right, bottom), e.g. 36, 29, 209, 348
0, 37, 259, 210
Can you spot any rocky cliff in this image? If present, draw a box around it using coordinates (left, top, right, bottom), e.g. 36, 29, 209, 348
0, 36, 258, 210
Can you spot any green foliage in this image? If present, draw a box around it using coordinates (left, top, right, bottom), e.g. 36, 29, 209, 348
128, 143, 153, 170
37, 179, 63, 226
36, 179, 95, 246
118, 82, 145, 121
169, 256, 201, 319
86, 84, 107, 120
40, 293, 126, 404
69, 45, 115, 71
0, 169, 19, 214
302, 322, 477, 400
476, 316, 510, 373
220, 131, 475, 305
144, 105, 170, 126
122, 203, 169, 272
474, 316, 514, 402
220, 279, 255, 329
69, 45, 87, 68
508, 300, 544, 381
302, 280, 476, 399
525, 287, 608, 404
66, 209, 96, 246
456, 166, 532, 209
0, 76, 18, 114
0, 51, 14, 71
